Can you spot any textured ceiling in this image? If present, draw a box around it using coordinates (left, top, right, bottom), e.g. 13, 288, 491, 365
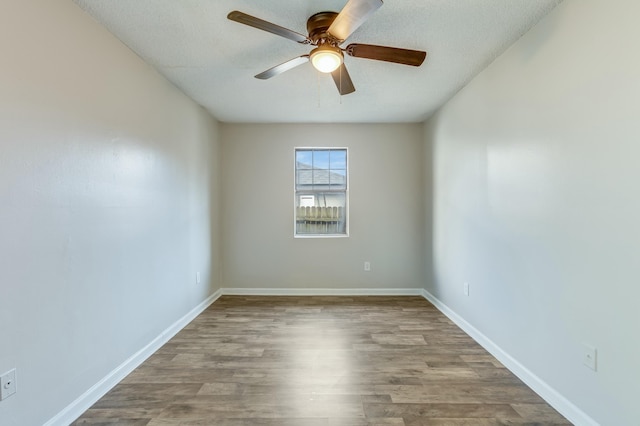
73, 0, 561, 123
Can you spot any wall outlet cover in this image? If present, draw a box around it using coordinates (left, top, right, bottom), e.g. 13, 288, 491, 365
0, 369, 16, 400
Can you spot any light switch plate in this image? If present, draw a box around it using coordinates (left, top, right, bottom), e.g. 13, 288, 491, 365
582, 344, 597, 371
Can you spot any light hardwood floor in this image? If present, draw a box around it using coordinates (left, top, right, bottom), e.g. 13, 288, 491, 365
73, 296, 571, 425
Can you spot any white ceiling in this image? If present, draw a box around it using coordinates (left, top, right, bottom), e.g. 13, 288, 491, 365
73, 0, 561, 123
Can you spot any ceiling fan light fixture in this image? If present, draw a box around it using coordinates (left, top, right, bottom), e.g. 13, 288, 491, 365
310, 45, 343, 73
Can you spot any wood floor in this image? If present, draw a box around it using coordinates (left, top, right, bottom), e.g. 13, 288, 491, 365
73, 296, 571, 425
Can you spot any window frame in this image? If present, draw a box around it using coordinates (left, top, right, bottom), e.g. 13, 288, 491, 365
294, 147, 349, 238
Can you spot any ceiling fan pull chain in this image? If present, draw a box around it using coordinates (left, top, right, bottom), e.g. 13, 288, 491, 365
317, 70, 321, 108
339, 66, 343, 104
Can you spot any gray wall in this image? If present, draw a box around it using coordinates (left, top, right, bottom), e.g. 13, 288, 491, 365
0, 2, 221, 425
221, 123, 425, 291
423, 1, 640, 424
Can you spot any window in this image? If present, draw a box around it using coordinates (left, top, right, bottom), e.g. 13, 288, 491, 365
295, 148, 348, 236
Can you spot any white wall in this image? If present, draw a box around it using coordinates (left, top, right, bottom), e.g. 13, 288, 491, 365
221, 123, 425, 291
0, 1, 221, 425
423, 0, 640, 424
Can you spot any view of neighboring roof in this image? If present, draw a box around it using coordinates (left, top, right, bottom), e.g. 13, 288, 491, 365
296, 161, 346, 188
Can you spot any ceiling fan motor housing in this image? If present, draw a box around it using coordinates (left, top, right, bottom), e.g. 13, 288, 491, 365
307, 11, 340, 45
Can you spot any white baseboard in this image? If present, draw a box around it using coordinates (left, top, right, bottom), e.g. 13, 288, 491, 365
45, 289, 223, 426
420, 289, 598, 426
221, 287, 424, 296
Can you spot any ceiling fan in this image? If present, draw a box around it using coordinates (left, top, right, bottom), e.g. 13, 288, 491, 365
227, 0, 427, 95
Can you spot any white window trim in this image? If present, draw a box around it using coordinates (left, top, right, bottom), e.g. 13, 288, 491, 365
294, 147, 349, 238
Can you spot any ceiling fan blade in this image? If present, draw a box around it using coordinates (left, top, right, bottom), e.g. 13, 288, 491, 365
327, 0, 383, 42
255, 56, 310, 80
346, 43, 426, 66
331, 63, 356, 95
227, 11, 310, 44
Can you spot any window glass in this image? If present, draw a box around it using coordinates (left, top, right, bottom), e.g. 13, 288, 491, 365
313, 150, 330, 169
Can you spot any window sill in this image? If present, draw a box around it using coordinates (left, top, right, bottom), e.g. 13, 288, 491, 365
294, 233, 349, 239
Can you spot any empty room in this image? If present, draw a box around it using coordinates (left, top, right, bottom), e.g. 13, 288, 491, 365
1, 0, 638, 425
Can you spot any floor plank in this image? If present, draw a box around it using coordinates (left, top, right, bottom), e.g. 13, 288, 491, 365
73, 296, 571, 425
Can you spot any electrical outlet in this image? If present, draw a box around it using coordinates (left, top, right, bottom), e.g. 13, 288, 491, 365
0, 369, 16, 401
582, 344, 597, 371
463, 282, 469, 296
364, 261, 371, 271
